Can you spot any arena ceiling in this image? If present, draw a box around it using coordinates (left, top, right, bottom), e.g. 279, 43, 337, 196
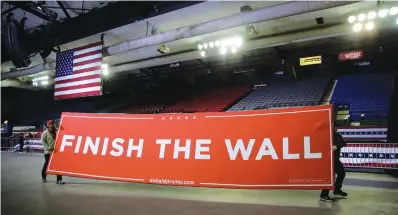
1, 1, 398, 90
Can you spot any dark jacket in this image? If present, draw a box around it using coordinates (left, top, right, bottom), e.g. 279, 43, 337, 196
334, 130, 346, 161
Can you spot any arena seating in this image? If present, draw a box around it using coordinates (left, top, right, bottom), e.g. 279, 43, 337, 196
331, 73, 392, 126
228, 78, 330, 111
162, 86, 251, 113
114, 103, 165, 114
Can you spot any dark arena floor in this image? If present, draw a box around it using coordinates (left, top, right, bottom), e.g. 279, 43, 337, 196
2, 152, 398, 215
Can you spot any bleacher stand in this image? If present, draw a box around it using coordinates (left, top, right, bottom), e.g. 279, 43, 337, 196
162, 86, 251, 113
228, 78, 330, 111
331, 73, 393, 126
115, 103, 165, 114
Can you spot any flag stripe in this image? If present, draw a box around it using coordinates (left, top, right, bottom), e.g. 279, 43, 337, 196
55, 70, 102, 82
72, 66, 102, 75
74, 41, 103, 51
73, 58, 102, 67
55, 41, 103, 100
74, 45, 103, 56
73, 53, 102, 63
73, 62, 102, 71
55, 78, 102, 89
56, 75, 101, 85
55, 86, 102, 96
55, 91, 102, 100
55, 82, 102, 92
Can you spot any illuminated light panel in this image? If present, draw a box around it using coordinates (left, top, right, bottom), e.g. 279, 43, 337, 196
353, 23, 362, 32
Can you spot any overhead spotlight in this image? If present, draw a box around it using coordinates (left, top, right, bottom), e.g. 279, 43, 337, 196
200, 51, 206, 57
221, 39, 227, 46
103, 69, 109, 76
209, 42, 214, 48
353, 23, 362, 32
365, 22, 374, 30
198, 44, 203, 50
378, 9, 389, 18
220, 47, 227, 55
41, 80, 48, 86
33, 82, 38, 86
367, 11, 376, 20
396, 17, 398, 25
231, 47, 237, 53
358, 13, 366, 22
203, 43, 208, 49
101, 64, 108, 69
348, 15, 356, 23
232, 36, 243, 47
215, 40, 220, 46
390, 7, 398, 16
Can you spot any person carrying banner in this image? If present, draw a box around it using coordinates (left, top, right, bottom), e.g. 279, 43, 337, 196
320, 127, 347, 201
41, 120, 65, 184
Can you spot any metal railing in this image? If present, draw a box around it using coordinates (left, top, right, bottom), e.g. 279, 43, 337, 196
1, 138, 21, 151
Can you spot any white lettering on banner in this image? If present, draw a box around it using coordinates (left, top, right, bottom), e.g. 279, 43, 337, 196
304, 136, 322, 159
157, 139, 210, 159
195, 139, 211, 160
156, 139, 172, 159
256, 138, 278, 160
83, 137, 100, 155
101, 137, 109, 156
225, 137, 321, 161
60, 135, 75, 152
225, 139, 255, 160
110, 138, 124, 156
127, 139, 144, 158
56, 135, 322, 160
74, 136, 82, 153
283, 137, 300, 159
173, 139, 191, 159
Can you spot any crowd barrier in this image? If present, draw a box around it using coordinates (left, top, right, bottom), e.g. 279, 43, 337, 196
341, 143, 398, 169
1, 138, 44, 152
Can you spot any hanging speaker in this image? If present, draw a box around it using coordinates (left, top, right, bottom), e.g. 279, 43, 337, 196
1, 14, 31, 68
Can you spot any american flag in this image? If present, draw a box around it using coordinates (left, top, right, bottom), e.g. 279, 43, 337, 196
54, 41, 104, 100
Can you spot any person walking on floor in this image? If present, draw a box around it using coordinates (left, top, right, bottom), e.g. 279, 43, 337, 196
19, 134, 24, 153
320, 127, 347, 201
41, 120, 65, 184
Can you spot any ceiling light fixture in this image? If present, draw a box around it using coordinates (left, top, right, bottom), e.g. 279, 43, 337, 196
220, 47, 227, 55
209, 42, 214, 48
353, 23, 362, 32
358, 13, 366, 22
348, 15, 356, 23
367, 11, 376, 20
365, 22, 374, 30
378, 9, 389, 18
389, 7, 398, 16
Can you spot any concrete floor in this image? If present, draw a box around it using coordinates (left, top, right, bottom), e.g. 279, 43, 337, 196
2, 152, 398, 215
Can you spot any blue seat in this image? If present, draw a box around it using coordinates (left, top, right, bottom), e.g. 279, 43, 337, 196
331, 73, 393, 122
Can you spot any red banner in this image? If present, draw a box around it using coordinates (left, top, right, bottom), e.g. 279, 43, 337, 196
338, 50, 364, 61
47, 105, 335, 189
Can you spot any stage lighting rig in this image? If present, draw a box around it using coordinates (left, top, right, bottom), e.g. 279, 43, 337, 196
348, 6, 398, 33
5, 1, 58, 22
197, 36, 244, 57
